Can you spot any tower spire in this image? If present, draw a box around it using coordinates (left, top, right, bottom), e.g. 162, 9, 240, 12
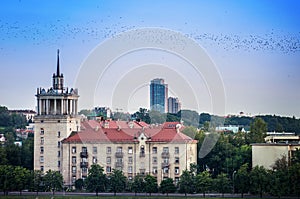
57, 49, 60, 76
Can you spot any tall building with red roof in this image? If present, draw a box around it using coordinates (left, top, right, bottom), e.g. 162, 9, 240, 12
61, 120, 197, 186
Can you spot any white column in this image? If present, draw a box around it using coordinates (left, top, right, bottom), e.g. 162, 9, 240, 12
46, 99, 49, 115
70, 99, 73, 115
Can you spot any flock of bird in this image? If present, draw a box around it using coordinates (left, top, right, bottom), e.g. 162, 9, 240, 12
1, 17, 299, 54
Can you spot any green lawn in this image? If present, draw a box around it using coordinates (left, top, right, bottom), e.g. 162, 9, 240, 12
0, 196, 279, 199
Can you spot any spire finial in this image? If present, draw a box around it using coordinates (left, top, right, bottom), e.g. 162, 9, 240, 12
57, 49, 60, 76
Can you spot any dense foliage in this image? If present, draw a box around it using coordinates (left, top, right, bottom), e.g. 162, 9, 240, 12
132, 108, 300, 134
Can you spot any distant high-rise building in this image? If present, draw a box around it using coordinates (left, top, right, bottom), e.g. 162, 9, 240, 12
150, 78, 168, 113
168, 97, 181, 114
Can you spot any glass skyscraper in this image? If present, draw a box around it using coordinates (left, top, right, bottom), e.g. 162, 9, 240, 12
150, 78, 168, 113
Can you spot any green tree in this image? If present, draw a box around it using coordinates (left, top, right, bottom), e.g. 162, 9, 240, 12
32, 170, 43, 195
109, 169, 126, 196
182, 126, 198, 139
269, 156, 289, 197
291, 148, 300, 164
132, 174, 145, 195
13, 166, 30, 195
247, 118, 267, 144
43, 170, 63, 195
75, 179, 84, 191
0, 146, 7, 165
144, 174, 158, 196
196, 171, 212, 197
85, 164, 107, 196
235, 163, 250, 198
289, 163, 300, 197
149, 110, 166, 124
250, 166, 270, 198
21, 137, 34, 170
0, 165, 15, 195
214, 173, 231, 197
178, 170, 195, 196
160, 178, 176, 196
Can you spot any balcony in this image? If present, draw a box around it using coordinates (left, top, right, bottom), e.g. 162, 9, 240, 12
161, 162, 169, 168
80, 162, 88, 168
161, 152, 170, 158
115, 162, 124, 168
115, 152, 124, 158
80, 151, 88, 158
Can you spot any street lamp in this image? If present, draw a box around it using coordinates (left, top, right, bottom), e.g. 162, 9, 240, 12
232, 170, 237, 194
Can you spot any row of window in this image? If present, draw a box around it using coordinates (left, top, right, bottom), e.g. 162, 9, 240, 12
40, 128, 61, 138
40, 138, 61, 147
71, 156, 180, 165
71, 146, 180, 154
71, 165, 180, 176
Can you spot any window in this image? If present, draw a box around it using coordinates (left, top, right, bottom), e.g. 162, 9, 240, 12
152, 147, 157, 154
128, 146, 133, 154
152, 167, 158, 174
128, 156, 133, 164
175, 147, 179, 154
163, 158, 169, 164
175, 177, 179, 185
57, 131, 60, 138
106, 157, 111, 164
82, 167, 87, 173
163, 147, 169, 153
175, 157, 180, 164
72, 146, 76, 153
106, 166, 111, 173
57, 151, 61, 157
93, 156, 97, 164
72, 156, 76, 164
40, 128, 44, 135
82, 147, 87, 152
40, 156, 44, 163
152, 157, 157, 164
117, 146, 122, 152
116, 158, 123, 163
40, 166, 44, 172
72, 176, 76, 184
57, 141, 60, 147
140, 145, 145, 153
58, 160, 61, 167
40, 137, 44, 145
163, 167, 169, 174
40, 146, 44, 154
93, 147, 97, 154
128, 166, 133, 174
107, 147, 111, 154
175, 167, 180, 174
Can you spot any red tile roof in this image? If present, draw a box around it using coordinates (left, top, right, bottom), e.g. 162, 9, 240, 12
62, 120, 197, 144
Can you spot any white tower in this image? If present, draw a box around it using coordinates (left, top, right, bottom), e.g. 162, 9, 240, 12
34, 50, 80, 173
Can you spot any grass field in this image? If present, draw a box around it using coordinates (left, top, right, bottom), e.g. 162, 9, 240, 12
0, 195, 282, 199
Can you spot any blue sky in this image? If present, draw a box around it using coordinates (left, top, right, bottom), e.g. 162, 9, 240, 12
0, 0, 299, 117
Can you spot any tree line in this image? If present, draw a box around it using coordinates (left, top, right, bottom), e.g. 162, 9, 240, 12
1, 157, 299, 198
